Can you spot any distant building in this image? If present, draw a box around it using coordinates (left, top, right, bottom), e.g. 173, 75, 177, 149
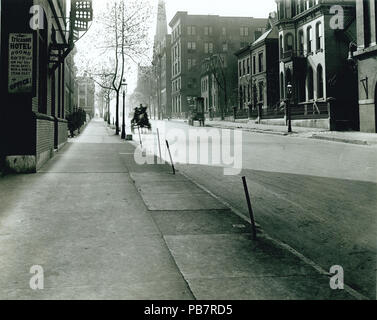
250, 23, 280, 117
153, 0, 172, 119
353, 0, 377, 133
77, 76, 95, 119
276, 0, 358, 130
169, 12, 267, 118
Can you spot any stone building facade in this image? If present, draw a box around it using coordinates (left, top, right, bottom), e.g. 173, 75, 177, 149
276, 0, 358, 130
353, 0, 377, 133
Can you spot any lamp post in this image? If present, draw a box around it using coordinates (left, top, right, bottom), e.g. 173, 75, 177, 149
121, 79, 128, 140
286, 83, 293, 133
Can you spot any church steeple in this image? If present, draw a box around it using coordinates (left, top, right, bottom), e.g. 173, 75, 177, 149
154, 0, 168, 45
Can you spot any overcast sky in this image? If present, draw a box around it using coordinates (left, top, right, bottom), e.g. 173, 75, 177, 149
79, 0, 277, 94
163, 0, 277, 23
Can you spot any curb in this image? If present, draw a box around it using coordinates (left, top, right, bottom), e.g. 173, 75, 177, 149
310, 135, 370, 146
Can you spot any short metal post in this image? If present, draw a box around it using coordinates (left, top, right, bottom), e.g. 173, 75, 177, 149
157, 128, 162, 163
166, 140, 176, 175
138, 127, 142, 147
242, 176, 257, 240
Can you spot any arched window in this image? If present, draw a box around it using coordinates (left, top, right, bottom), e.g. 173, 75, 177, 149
280, 35, 284, 58
316, 22, 322, 51
307, 26, 313, 54
298, 30, 304, 56
307, 67, 314, 100
285, 33, 294, 53
280, 72, 285, 99
317, 64, 324, 99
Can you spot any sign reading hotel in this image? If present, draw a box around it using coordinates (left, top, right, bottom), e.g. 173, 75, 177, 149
8, 33, 33, 94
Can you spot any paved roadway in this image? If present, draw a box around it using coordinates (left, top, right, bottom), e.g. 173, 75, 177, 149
140, 120, 377, 299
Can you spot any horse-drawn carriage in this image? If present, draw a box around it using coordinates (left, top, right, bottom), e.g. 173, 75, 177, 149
131, 105, 152, 133
188, 97, 205, 127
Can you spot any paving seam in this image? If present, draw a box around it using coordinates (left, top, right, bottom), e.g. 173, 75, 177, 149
121, 142, 197, 301
179, 169, 370, 301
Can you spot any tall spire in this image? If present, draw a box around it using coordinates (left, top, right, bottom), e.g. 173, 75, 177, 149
154, 0, 168, 44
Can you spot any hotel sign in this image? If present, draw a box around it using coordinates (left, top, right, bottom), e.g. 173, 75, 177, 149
8, 33, 33, 94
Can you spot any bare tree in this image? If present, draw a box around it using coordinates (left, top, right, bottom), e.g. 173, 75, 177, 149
76, 0, 152, 134
207, 54, 228, 121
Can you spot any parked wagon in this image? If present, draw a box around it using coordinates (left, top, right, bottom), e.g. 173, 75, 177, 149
188, 97, 205, 127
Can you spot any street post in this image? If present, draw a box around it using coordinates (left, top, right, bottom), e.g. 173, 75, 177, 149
121, 79, 127, 140
286, 83, 293, 133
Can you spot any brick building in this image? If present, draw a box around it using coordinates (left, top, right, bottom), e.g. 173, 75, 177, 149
353, 0, 377, 133
169, 12, 267, 118
276, 0, 358, 130
0, 0, 92, 173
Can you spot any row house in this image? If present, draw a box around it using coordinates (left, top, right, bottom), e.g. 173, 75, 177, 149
276, 0, 358, 130
236, 15, 280, 120
0, 0, 92, 173
169, 11, 267, 118
352, 0, 377, 133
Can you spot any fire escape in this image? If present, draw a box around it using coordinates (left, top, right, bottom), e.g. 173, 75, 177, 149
48, 0, 93, 74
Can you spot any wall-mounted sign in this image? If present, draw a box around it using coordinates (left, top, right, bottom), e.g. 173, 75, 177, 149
8, 33, 33, 94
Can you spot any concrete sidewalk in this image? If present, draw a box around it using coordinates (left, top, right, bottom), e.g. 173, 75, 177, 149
0, 120, 360, 300
169, 118, 377, 146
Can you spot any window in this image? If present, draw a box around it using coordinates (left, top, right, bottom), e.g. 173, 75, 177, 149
222, 43, 228, 52
204, 43, 213, 54
317, 64, 324, 99
307, 67, 314, 100
258, 52, 264, 73
252, 55, 256, 75
240, 27, 249, 36
247, 58, 250, 74
239, 61, 242, 76
298, 30, 304, 55
254, 29, 263, 41
307, 26, 313, 53
187, 26, 196, 36
188, 42, 196, 51
316, 22, 322, 51
280, 35, 283, 58
188, 59, 192, 70
209, 43, 213, 53
204, 26, 213, 36
285, 33, 294, 52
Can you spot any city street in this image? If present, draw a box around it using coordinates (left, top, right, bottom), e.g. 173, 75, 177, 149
0, 119, 365, 300
141, 120, 377, 299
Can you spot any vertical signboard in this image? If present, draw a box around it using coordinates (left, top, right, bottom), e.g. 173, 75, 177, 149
8, 33, 33, 94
